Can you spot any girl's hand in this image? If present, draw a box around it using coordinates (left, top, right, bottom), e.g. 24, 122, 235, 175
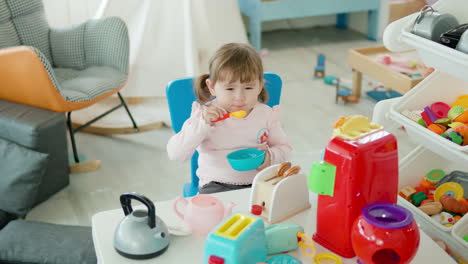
202, 104, 227, 125
257, 144, 271, 171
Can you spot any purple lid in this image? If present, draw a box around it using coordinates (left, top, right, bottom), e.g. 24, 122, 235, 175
362, 203, 413, 230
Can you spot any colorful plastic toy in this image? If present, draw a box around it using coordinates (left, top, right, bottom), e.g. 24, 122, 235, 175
204, 213, 267, 264
309, 116, 399, 258
297, 232, 316, 258
351, 203, 420, 264
314, 253, 342, 264
434, 182, 464, 202
227, 148, 266, 171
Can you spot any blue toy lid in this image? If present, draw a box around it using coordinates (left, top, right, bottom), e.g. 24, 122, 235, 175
267, 254, 302, 264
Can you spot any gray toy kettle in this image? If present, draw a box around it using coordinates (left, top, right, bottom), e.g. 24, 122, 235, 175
114, 193, 170, 259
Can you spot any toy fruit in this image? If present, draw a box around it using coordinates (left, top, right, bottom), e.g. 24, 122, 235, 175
425, 169, 445, 185
448, 106, 465, 120
434, 182, 464, 202
439, 195, 468, 214
428, 124, 446, 135
451, 95, 468, 108
454, 110, 468, 123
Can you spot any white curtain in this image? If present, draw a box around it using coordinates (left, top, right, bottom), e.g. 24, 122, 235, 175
43, 0, 248, 97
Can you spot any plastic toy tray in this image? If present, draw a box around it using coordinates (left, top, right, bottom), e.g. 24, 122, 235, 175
393, 0, 468, 83
398, 145, 468, 233
389, 70, 468, 163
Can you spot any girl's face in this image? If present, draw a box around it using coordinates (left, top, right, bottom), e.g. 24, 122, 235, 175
206, 77, 264, 114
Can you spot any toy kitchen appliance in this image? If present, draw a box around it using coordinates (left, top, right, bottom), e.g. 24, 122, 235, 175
249, 162, 311, 224
114, 193, 170, 259
204, 213, 267, 264
309, 115, 399, 258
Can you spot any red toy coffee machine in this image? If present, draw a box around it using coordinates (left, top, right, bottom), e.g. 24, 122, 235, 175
309, 116, 399, 258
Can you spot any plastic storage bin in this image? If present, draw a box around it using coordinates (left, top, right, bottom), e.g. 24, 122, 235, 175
389, 70, 468, 163
388, 0, 468, 83
398, 145, 468, 232
452, 211, 468, 248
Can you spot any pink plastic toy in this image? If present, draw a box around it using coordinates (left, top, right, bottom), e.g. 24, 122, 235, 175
173, 194, 236, 235
377, 55, 419, 75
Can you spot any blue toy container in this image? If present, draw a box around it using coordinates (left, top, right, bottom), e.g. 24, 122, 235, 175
204, 213, 267, 264
226, 148, 265, 171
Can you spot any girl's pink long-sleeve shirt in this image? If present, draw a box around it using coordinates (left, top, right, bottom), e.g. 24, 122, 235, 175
167, 101, 292, 187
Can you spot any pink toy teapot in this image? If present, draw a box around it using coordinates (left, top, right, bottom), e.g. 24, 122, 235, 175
173, 194, 236, 236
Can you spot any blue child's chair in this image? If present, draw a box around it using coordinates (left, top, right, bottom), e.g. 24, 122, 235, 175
166, 72, 283, 197
314, 54, 326, 78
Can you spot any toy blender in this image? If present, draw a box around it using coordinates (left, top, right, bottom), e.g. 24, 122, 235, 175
308, 115, 399, 258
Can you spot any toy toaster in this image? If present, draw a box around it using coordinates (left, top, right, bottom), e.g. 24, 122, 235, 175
249, 162, 310, 224
204, 213, 267, 264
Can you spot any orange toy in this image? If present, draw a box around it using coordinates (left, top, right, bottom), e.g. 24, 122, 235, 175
460, 197, 468, 206
454, 110, 468, 123
427, 124, 446, 135
439, 195, 468, 214
419, 178, 436, 190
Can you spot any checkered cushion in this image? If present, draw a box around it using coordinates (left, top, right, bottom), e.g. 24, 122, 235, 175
8, 0, 53, 63
0, 0, 10, 22
0, 0, 20, 49
84, 17, 129, 74
50, 23, 86, 70
53, 67, 126, 102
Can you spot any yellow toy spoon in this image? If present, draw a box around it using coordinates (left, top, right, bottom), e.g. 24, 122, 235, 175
212, 110, 247, 123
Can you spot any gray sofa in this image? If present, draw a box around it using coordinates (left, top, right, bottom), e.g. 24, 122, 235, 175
0, 99, 96, 264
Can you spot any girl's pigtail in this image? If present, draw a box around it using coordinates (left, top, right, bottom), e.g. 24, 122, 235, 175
258, 86, 269, 103
194, 74, 212, 103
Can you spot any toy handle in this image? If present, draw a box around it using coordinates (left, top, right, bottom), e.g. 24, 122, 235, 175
211, 112, 230, 123
173, 196, 188, 220
120, 192, 156, 229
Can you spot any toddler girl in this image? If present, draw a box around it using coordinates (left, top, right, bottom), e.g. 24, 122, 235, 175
167, 43, 292, 194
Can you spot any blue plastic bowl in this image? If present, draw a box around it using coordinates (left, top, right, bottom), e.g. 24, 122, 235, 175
226, 148, 265, 171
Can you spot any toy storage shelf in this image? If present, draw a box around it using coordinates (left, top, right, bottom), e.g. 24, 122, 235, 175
388, 71, 468, 163
348, 46, 424, 97
383, 0, 468, 260
392, 0, 468, 83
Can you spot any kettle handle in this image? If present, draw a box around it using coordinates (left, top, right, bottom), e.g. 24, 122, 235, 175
120, 193, 156, 229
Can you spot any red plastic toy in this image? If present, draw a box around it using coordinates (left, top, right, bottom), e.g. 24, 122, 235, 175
313, 130, 399, 258
351, 203, 420, 264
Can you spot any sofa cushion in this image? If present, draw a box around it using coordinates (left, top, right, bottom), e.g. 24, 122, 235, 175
0, 210, 15, 230
0, 138, 48, 216
0, 220, 97, 264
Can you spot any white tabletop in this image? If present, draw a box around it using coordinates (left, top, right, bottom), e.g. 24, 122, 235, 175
92, 189, 456, 264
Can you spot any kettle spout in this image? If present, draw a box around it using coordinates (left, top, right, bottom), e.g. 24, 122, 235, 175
223, 202, 236, 219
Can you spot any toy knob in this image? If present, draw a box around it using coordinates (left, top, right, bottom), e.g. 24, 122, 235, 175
251, 205, 262, 215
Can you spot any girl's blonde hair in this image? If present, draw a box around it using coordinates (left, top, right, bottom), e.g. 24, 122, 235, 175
195, 43, 268, 103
